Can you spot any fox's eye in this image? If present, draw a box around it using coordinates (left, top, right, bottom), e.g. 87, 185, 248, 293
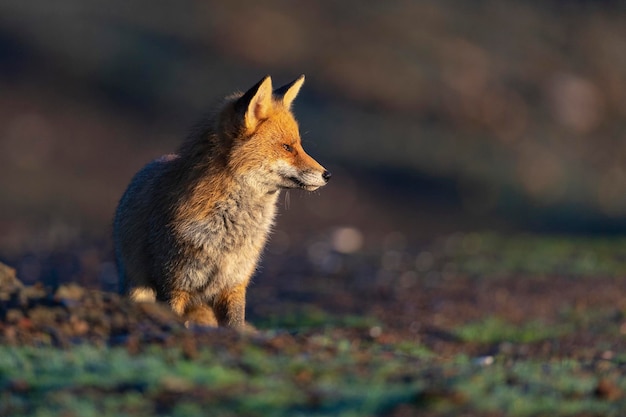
282, 144, 293, 153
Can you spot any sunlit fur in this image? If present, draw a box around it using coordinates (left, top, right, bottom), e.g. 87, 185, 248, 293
113, 75, 329, 328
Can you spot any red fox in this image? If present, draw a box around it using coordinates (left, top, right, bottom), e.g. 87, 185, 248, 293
113, 75, 330, 328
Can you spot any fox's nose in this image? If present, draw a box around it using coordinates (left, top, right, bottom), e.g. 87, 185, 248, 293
322, 170, 332, 182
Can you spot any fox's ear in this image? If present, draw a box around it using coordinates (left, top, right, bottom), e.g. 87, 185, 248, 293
236, 75, 273, 133
274, 75, 305, 109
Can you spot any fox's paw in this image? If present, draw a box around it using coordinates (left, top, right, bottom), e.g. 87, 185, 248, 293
183, 304, 218, 328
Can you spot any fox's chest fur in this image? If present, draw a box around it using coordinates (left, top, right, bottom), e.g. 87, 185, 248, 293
166, 176, 279, 297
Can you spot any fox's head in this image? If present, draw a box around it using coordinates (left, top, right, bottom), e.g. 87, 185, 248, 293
222, 75, 331, 193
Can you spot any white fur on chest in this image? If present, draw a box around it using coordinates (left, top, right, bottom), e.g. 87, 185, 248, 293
175, 182, 279, 295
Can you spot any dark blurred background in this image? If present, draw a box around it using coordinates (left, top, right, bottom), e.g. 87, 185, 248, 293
2, 0, 626, 285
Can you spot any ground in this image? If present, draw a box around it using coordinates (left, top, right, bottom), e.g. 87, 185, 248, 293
1, 231, 626, 416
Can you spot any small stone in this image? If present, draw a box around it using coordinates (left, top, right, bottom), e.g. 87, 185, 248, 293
161, 376, 194, 393
181, 335, 198, 360
5, 309, 24, 324
126, 335, 141, 356
595, 379, 622, 401
20, 283, 47, 302
55, 283, 85, 303
70, 316, 89, 336
474, 355, 495, 366
369, 326, 382, 338
0, 263, 22, 300
9, 378, 30, 393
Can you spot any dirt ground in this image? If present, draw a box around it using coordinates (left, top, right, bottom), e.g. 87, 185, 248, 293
3, 239, 626, 355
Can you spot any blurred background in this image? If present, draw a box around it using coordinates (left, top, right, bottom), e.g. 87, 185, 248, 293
1, 0, 626, 287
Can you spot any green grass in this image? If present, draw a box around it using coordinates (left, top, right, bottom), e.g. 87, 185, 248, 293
0, 340, 428, 417
254, 304, 381, 331
447, 233, 626, 277
457, 359, 624, 417
455, 316, 574, 344
1, 336, 624, 417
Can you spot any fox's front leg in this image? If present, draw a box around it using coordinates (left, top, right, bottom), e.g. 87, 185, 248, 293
213, 282, 247, 328
169, 289, 219, 327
